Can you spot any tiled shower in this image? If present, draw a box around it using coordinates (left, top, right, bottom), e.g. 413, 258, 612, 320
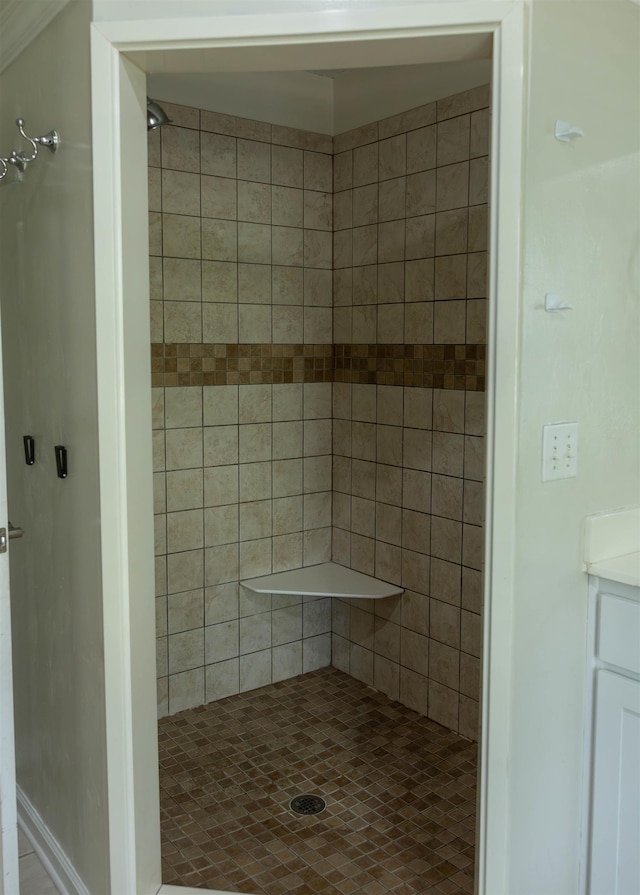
150, 84, 488, 741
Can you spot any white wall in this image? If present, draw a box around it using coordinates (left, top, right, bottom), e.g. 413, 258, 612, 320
0, 2, 110, 892
508, 1, 640, 892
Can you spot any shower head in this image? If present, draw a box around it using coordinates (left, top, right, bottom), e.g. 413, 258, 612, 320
147, 98, 171, 131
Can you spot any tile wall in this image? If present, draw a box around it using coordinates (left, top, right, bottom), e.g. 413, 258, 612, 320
149, 103, 335, 716
330, 86, 489, 739
149, 84, 489, 739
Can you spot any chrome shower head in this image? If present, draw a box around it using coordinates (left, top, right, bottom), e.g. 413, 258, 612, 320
147, 98, 171, 131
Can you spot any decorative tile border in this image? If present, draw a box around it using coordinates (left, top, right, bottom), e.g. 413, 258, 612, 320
151, 342, 485, 389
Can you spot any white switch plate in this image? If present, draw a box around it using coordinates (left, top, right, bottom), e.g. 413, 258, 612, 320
542, 422, 578, 481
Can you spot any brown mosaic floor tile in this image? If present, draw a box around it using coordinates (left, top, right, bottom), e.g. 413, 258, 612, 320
159, 667, 477, 894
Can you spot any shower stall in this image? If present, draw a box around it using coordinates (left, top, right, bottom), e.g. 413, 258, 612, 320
149, 71, 489, 891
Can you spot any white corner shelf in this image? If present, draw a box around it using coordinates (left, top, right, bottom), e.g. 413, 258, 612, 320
240, 561, 403, 600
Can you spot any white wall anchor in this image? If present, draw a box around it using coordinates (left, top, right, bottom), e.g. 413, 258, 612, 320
555, 120, 584, 142
545, 293, 574, 312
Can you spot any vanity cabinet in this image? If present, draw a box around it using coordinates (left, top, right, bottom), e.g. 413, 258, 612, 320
587, 579, 640, 895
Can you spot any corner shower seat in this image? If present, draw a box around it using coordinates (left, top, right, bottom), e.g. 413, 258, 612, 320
240, 561, 403, 600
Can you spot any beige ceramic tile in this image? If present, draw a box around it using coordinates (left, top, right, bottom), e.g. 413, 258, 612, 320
431, 515, 462, 564
402, 509, 431, 555
333, 150, 353, 190
429, 598, 460, 648
404, 301, 433, 343
378, 262, 404, 304
273, 266, 304, 304
201, 132, 236, 178
237, 138, 271, 183
428, 680, 458, 731
163, 258, 201, 302
238, 304, 271, 342
169, 667, 204, 714
406, 124, 437, 174
353, 142, 379, 187
379, 177, 406, 222
272, 144, 303, 188
238, 222, 271, 264
434, 255, 467, 300
200, 174, 236, 220
273, 531, 303, 572
304, 229, 332, 268
333, 229, 353, 269
272, 227, 304, 267
205, 657, 240, 701
237, 180, 271, 224
272, 185, 303, 228
436, 161, 470, 211
203, 466, 238, 508
149, 211, 162, 256
406, 170, 436, 218
431, 557, 462, 606
165, 428, 203, 471
379, 134, 407, 180
433, 301, 466, 345
435, 208, 468, 255
304, 150, 332, 191
237, 263, 271, 304
437, 114, 471, 166
271, 606, 302, 647
201, 218, 237, 262
163, 213, 201, 259
405, 213, 435, 260
378, 221, 405, 263
304, 190, 332, 230
333, 189, 353, 230
304, 268, 332, 307
467, 299, 487, 344
161, 125, 200, 173
167, 549, 204, 595
202, 302, 237, 342
304, 306, 332, 342
469, 156, 489, 205
162, 169, 201, 216
405, 259, 434, 302
432, 432, 464, 477
202, 260, 237, 303
468, 203, 488, 252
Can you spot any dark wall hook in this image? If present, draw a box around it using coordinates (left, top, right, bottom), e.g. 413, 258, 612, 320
23, 435, 35, 466
54, 445, 67, 479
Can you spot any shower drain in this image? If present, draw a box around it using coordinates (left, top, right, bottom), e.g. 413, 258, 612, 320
289, 794, 326, 816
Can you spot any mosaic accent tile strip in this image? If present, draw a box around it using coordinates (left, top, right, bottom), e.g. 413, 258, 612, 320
333, 344, 485, 390
151, 342, 486, 389
151, 343, 334, 387
159, 666, 477, 894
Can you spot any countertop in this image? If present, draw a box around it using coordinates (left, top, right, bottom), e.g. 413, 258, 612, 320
584, 507, 640, 588
586, 551, 640, 588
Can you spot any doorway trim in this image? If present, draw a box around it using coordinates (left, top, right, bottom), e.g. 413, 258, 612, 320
91, 4, 524, 893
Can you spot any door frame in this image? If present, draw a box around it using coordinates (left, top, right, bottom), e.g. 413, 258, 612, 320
91, 4, 525, 893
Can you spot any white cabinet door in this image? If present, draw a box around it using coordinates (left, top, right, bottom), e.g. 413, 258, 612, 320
589, 670, 640, 895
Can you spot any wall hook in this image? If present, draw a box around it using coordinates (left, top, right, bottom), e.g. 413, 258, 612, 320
545, 293, 574, 312
23, 435, 35, 466
0, 117, 60, 180
554, 120, 584, 143
54, 445, 68, 479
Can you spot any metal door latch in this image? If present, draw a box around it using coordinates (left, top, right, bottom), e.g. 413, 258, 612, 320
0, 522, 25, 552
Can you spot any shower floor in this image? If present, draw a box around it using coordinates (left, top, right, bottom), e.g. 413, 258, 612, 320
159, 666, 477, 895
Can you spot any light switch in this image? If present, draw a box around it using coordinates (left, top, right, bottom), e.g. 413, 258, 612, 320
542, 422, 578, 481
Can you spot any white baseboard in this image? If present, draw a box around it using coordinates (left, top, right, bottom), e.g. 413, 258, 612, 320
16, 785, 90, 895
